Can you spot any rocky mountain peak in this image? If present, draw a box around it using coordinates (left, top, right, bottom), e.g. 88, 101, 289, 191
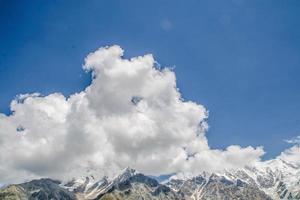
111, 166, 137, 184
1, 164, 300, 200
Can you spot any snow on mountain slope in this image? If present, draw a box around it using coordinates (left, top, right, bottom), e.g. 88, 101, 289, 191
63, 166, 273, 200
166, 158, 300, 200
62, 167, 164, 200
61, 160, 300, 200
167, 172, 272, 200
63, 175, 110, 200
1, 162, 300, 200
240, 158, 300, 199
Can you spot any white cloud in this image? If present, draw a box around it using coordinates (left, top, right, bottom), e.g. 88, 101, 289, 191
278, 145, 300, 166
0, 45, 267, 183
285, 136, 300, 145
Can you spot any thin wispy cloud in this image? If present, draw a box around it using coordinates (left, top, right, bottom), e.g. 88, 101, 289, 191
285, 136, 300, 145
160, 19, 172, 31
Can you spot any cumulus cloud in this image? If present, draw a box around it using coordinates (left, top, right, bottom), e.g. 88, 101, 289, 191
0, 45, 266, 184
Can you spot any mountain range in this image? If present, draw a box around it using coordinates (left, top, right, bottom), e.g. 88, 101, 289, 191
1, 158, 300, 200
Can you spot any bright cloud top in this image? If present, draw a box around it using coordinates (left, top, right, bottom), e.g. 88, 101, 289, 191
0, 45, 286, 184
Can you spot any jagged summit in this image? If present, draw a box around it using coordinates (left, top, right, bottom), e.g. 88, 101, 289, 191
112, 166, 137, 183
1, 164, 300, 199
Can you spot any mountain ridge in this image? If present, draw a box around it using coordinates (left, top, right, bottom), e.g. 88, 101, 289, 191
1, 162, 300, 200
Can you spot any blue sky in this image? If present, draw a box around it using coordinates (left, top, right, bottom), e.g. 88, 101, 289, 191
0, 0, 300, 159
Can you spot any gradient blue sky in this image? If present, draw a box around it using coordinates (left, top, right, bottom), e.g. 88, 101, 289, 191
0, 0, 300, 159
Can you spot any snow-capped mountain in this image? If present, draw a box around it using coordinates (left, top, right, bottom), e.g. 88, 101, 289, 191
1, 161, 300, 200
62, 167, 178, 200
166, 172, 272, 200
165, 158, 300, 200
235, 158, 300, 199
